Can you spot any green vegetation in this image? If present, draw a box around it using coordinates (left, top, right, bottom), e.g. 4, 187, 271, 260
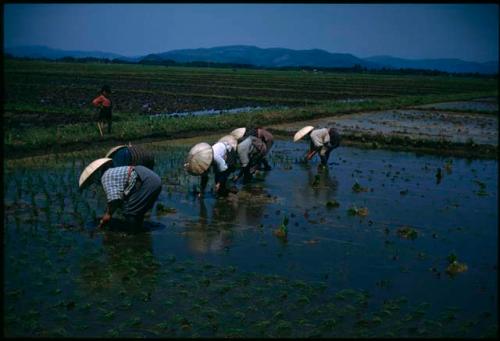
445, 252, 468, 276
4, 59, 497, 157
347, 205, 369, 217
352, 182, 369, 193
396, 226, 418, 240
325, 200, 340, 208
273, 215, 289, 240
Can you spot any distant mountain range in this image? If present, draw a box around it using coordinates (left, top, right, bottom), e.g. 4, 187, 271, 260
5, 45, 498, 74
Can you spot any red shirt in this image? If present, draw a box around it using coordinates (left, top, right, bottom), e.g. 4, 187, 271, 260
92, 95, 111, 108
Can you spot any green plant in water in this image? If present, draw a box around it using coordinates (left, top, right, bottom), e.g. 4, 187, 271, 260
396, 226, 418, 240
352, 182, 368, 193
446, 252, 458, 264
473, 180, 488, 196
273, 215, 289, 240
445, 252, 468, 276
444, 159, 453, 174
347, 205, 369, 217
326, 200, 340, 208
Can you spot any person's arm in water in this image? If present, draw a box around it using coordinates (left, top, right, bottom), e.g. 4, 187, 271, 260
215, 169, 231, 192
199, 172, 209, 198
306, 140, 320, 160
234, 165, 250, 182
98, 166, 135, 227
306, 149, 318, 160
98, 199, 121, 228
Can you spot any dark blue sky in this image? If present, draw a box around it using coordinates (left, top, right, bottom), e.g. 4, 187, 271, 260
4, 4, 499, 62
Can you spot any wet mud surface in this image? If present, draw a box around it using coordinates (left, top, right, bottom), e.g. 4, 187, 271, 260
412, 97, 498, 112
270, 99, 498, 149
4, 138, 498, 337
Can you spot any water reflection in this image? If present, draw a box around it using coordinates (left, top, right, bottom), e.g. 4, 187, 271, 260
287, 163, 339, 207
184, 185, 274, 254
78, 232, 159, 293
307, 166, 339, 200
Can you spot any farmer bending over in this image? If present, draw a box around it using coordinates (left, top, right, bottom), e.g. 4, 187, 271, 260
234, 135, 267, 183
294, 126, 340, 168
92, 85, 113, 134
184, 139, 237, 198
79, 158, 162, 233
231, 127, 274, 171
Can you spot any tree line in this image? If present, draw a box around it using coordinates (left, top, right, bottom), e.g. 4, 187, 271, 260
4, 53, 497, 78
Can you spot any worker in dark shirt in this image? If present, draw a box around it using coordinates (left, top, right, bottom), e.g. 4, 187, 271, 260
231, 127, 274, 171
105, 144, 156, 170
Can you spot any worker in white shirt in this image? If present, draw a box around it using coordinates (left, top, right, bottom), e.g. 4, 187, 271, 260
294, 126, 341, 167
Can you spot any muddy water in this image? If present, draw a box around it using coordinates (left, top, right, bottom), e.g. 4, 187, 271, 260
150, 105, 286, 119
4, 140, 498, 337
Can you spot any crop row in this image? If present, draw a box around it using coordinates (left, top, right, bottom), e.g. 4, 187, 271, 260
5, 90, 497, 157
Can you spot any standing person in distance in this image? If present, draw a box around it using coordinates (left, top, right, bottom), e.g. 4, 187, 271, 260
92, 85, 113, 135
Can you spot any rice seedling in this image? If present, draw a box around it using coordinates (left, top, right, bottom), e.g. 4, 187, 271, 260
352, 182, 369, 193
396, 226, 418, 240
273, 215, 289, 241
325, 200, 340, 208
347, 205, 369, 217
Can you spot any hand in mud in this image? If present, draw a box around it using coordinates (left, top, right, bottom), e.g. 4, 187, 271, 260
98, 212, 111, 229
306, 150, 316, 160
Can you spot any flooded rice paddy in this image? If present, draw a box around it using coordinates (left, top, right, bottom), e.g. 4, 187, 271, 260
4, 139, 498, 337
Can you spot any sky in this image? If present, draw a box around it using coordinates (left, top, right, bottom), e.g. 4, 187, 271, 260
3, 3, 499, 62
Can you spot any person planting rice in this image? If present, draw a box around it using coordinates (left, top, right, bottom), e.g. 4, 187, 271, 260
294, 125, 341, 168
92, 85, 113, 135
231, 126, 274, 171
105, 144, 155, 170
233, 134, 268, 183
184, 137, 238, 198
79, 158, 162, 233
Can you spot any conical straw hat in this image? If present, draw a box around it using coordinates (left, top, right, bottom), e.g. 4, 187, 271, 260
218, 135, 238, 150
79, 158, 113, 189
105, 144, 128, 158
230, 127, 246, 140
184, 143, 213, 175
293, 126, 314, 142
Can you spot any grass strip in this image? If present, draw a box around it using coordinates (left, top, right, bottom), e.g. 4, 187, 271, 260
4, 91, 497, 158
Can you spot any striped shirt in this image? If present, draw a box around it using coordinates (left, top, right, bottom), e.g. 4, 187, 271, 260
101, 166, 138, 202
